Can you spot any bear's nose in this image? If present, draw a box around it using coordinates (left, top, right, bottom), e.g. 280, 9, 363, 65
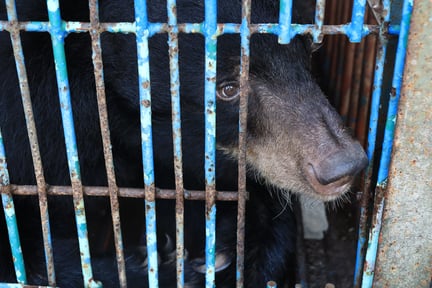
309, 149, 368, 185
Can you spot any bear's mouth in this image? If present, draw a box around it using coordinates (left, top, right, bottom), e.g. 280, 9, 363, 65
304, 164, 353, 200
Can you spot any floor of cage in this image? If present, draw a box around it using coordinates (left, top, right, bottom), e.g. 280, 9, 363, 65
299, 198, 358, 288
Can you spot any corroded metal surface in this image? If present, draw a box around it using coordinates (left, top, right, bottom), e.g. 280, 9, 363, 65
203, 1, 218, 286
5, 0, 56, 285
46, 1, 100, 287
9, 185, 244, 201
373, 0, 432, 286
134, 1, 159, 286
236, 1, 251, 287
361, 0, 413, 287
166, 1, 185, 287
88, 0, 127, 286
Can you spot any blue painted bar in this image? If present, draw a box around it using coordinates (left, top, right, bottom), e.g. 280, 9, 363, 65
353, 1, 392, 285
134, 1, 159, 287
312, 0, 326, 43
348, 0, 366, 42
166, 0, 186, 287
278, 0, 293, 44
46, 1, 101, 287
361, 0, 413, 287
0, 130, 27, 284
203, 0, 218, 287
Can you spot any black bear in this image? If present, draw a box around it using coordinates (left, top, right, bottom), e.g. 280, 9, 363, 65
0, 0, 368, 287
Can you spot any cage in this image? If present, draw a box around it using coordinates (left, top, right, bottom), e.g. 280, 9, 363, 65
0, 0, 430, 287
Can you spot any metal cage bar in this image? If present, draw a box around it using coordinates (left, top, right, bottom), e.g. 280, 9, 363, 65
166, 0, 186, 287
0, 130, 27, 284
87, 0, 127, 286
203, 1, 218, 286
353, 0, 392, 286
134, 1, 159, 287
313, 0, 326, 43
5, 0, 56, 285
361, 0, 413, 287
348, 0, 367, 42
0, 0, 409, 287
46, 1, 101, 287
236, 0, 251, 287
278, 0, 293, 44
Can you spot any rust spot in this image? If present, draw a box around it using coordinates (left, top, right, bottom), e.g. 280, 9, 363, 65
390, 87, 396, 98
142, 81, 150, 89
141, 99, 151, 108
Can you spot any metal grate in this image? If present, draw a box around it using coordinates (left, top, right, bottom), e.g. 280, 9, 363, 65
0, 0, 412, 287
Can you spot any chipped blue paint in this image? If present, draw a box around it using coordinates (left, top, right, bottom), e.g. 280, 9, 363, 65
312, 0, 326, 43
347, 0, 366, 42
203, 1, 218, 287
166, 1, 186, 287
205, 205, 217, 288
134, 1, 159, 287
278, 0, 293, 44
0, 131, 27, 284
46, 1, 101, 287
361, 0, 413, 287
353, 1, 392, 285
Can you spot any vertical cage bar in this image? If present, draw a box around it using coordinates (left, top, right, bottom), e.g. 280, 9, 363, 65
353, 1, 391, 286
348, 0, 366, 42
278, 0, 293, 44
5, 0, 56, 285
0, 130, 27, 284
88, 0, 127, 287
236, 1, 250, 287
373, 0, 432, 284
134, 1, 159, 287
313, 0, 326, 43
204, 0, 217, 287
166, 0, 185, 287
361, 0, 413, 287
46, 1, 101, 287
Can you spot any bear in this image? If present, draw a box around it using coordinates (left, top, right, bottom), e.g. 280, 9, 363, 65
0, 0, 368, 287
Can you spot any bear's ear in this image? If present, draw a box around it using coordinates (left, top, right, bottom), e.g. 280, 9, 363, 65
190, 251, 232, 273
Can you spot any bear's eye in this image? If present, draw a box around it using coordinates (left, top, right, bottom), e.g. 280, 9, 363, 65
217, 82, 240, 101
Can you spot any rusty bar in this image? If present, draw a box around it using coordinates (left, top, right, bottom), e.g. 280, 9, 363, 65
373, 0, 432, 285
362, 0, 413, 286
203, 0, 218, 286
236, 0, 250, 287
353, 0, 390, 286
5, 0, 56, 285
166, 0, 185, 287
88, 0, 127, 287
45, 1, 101, 286
134, 1, 159, 287
0, 19, 388, 38
0, 129, 27, 284
8, 185, 244, 201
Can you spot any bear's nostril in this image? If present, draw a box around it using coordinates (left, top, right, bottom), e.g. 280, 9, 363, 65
308, 150, 368, 185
